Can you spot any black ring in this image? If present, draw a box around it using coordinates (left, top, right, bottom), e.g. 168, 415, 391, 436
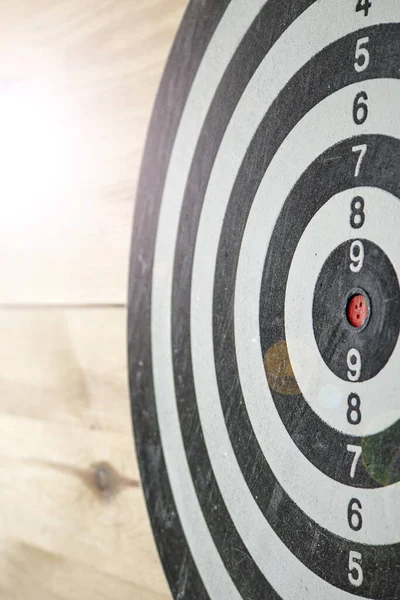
216, 136, 400, 599
174, 26, 400, 600
260, 135, 400, 489
170, 2, 314, 599
313, 239, 400, 381
128, 1, 230, 598
129, 0, 400, 595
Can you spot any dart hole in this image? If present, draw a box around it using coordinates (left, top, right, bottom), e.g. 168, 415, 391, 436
346, 290, 370, 330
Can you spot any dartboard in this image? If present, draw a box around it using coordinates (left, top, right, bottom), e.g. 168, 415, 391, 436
128, 1, 400, 598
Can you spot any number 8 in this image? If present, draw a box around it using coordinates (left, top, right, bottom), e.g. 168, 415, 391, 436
350, 197, 365, 229
347, 394, 362, 425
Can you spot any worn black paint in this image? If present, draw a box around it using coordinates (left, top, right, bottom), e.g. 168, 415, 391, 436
222, 137, 400, 598
313, 239, 400, 382
171, 1, 314, 599
128, 0, 400, 597
128, 1, 230, 598
260, 135, 400, 493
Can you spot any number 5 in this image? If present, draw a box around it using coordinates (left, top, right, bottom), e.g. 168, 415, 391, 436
348, 551, 363, 587
354, 37, 370, 72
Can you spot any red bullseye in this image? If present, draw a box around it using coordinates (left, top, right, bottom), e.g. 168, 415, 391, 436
347, 292, 370, 329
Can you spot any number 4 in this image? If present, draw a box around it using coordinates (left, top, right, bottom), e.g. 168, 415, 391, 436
356, 0, 372, 17
347, 444, 362, 479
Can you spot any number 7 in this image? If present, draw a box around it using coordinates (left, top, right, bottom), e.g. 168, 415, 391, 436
352, 144, 367, 177
347, 444, 362, 478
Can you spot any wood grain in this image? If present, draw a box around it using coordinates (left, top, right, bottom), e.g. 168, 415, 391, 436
0, 0, 187, 304
0, 308, 171, 599
0, 0, 188, 597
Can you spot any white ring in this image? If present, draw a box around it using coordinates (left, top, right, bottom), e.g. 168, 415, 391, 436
153, 1, 267, 597
285, 187, 400, 436
233, 80, 400, 545
153, 1, 400, 597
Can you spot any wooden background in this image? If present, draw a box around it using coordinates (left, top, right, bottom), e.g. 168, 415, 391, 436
0, 1, 187, 598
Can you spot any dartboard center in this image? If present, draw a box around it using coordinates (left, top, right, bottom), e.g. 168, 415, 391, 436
346, 290, 371, 329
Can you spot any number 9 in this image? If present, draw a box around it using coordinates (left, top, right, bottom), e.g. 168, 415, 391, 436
347, 349, 361, 382
350, 240, 364, 273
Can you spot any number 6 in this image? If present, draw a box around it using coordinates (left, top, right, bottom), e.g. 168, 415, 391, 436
348, 498, 363, 531
353, 91, 368, 125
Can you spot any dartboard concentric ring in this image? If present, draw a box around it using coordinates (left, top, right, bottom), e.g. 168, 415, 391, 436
128, 1, 400, 598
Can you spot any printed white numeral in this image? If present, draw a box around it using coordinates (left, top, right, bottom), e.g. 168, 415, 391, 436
352, 144, 367, 177
350, 240, 364, 273
348, 551, 363, 587
354, 37, 370, 72
347, 445, 362, 478
347, 349, 361, 382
